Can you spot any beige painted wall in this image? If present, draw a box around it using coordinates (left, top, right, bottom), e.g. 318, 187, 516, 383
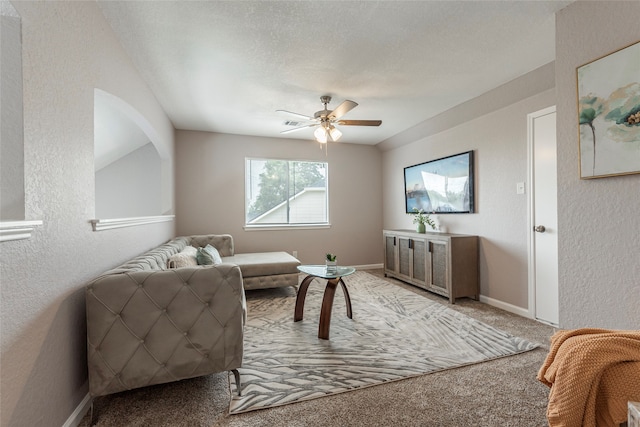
175, 131, 383, 267
555, 1, 640, 329
0, 2, 175, 426
382, 86, 555, 310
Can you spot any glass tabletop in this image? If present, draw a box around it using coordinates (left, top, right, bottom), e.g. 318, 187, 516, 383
297, 265, 356, 279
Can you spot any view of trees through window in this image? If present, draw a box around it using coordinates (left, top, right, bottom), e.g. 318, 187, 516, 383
245, 159, 328, 225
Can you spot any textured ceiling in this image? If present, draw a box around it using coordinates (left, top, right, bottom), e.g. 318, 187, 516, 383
97, 1, 571, 145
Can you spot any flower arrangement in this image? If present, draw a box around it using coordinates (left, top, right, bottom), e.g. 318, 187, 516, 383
326, 253, 337, 262
410, 207, 436, 231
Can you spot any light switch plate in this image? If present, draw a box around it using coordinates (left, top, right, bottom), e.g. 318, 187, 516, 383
516, 182, 525, 194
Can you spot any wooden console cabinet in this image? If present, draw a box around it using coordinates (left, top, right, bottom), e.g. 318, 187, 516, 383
383, 229, 478, 304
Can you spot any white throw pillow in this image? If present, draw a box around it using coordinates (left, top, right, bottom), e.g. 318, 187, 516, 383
167, 246, 198, 269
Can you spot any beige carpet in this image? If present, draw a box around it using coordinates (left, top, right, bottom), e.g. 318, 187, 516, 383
228, 270, 538, 414
83, 269, 556, 426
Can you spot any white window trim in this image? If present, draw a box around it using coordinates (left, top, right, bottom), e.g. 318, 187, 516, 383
243, 223, 331, 231
90, 215, 174, 231
0, 220, 43, 242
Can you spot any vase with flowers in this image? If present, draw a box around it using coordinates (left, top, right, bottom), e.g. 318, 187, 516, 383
410, 208, 436, 233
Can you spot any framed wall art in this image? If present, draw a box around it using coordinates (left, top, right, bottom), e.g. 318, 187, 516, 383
577, 40, 640, 179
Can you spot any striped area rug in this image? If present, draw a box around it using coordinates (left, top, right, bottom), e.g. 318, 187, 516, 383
228, 271, 538, 414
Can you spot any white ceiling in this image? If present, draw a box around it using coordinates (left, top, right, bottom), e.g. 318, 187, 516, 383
97, 1, 571, 146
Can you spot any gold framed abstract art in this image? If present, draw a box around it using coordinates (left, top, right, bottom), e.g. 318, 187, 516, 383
577, 40, 640, 179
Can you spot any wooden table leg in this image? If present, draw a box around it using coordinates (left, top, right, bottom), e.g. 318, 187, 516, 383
339, 278, 353, 319
318, 278, 341, 339
294, 275, 315, 322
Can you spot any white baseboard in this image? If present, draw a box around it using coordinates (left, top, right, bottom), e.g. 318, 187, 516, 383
351, 263, 383, 270
479, 295, 532, 319
62, 393, 92, 427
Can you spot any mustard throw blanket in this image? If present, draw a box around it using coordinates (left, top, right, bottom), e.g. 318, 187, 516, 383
537, 328, 640, 427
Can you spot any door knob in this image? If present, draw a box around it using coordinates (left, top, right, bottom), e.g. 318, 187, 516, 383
534, 225, 546, 233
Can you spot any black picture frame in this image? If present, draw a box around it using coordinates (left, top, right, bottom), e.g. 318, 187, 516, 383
404, 150, 474, 214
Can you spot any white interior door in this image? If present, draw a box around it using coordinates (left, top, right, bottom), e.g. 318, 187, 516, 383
528, 107, 559, 326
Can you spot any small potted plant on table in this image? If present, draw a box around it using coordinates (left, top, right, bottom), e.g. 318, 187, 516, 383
410, 208, 436, 233
325, 253, 337, 273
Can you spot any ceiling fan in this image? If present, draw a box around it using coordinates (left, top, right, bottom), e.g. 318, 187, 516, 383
277, 95, 382, 143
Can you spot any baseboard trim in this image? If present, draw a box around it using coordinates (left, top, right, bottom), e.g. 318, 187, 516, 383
479, 295, 532, 319
351, 263, 384, 270
62, 393, 92, 427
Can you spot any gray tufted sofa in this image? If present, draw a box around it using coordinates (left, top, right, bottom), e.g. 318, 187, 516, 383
85, 234, 301, 400
85, 235, 247, 399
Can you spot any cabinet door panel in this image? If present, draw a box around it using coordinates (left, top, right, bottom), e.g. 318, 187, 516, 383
384, 235, 396, 272
398, 238, 411, 277
429, 240, 448, 292
412, 239, 427, 282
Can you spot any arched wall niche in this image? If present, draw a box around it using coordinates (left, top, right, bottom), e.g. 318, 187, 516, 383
0, 0, 42, 241
92, 89, 174, 231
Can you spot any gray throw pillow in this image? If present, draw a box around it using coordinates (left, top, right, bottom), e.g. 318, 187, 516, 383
204, 244, 223, 264
196, 247, 214, 265
196, 244, 223, 265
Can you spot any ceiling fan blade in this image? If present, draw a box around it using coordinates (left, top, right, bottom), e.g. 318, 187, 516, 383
328, 100, 358, 120
276, 110, 315, 121
337, 119, 382, 126
280, 123, 319, 134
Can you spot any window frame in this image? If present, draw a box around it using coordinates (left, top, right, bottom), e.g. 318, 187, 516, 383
244, 157, 330, 230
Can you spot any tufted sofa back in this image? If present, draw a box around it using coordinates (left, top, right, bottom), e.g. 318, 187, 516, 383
188, 234, 234, 257
98, 234, 234, 276
100, 237, 189, 275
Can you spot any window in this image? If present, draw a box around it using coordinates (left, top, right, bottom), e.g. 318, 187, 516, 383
245, 158, 328, 226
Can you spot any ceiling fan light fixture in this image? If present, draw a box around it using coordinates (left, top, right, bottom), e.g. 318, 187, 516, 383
328, 125, 342, 142
314, 126, 328, 143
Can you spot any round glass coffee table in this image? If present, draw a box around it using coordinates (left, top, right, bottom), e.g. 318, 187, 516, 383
294, 265, 356, 340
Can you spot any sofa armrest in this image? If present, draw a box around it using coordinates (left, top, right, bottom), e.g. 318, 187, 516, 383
188, 234, 234, 257
86, 263, 245, 397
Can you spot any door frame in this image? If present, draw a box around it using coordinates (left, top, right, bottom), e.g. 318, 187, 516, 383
526, 105, 557, 322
